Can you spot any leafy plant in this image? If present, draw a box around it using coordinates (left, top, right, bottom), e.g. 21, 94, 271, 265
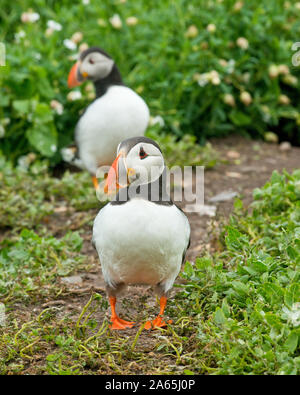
0, 153, 102, 229
1, 0, 300, 165
0, 229, 87, 302
179, 169, 300, 374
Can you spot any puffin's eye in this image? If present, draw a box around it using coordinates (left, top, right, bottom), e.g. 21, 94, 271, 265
139, 147, 148, 160
89, 58, 95, 64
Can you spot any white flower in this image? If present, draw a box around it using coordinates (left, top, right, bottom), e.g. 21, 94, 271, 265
21, 11, 40, 23
63, 39, 77, 50
227, 59, 235, 74
296, 2, 300, 10
236, 37, 249, 50
283, 74, 298, 86
206, 23, 216, 33
278, 94, 290, 105
242, 72, 250, 83
223, 93, 235, 107
233, 1, 243, 11
68, 53, 79, 61
45, 28, 54, 37
282, 303, 300, 327
61, 147, 76, 162
240, 91, 252, 105
185, 25, 198, 38
0, 125, 5, 138
219, 59, 228, 67
209, 70, 221, 85
109, 14, 122, 29
79, 43, 89, 52
14, 30, 26, 43
50, 144, 57, 153
50, 100, 64, 115
47, 20, 62, 31
82, 0, 90, 4
67, 91, 82, 101
18, 155, 30, 170
268, 64, 279, 79
149, 115, 165, 127
197, 73, 210, 87
97, 18, 107, 27
71, 32, 83, 44
278, 64, 290, 75
126, 16, 138, 26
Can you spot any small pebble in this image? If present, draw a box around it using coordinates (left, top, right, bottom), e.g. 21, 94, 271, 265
279, 141, 292, 152
226, 150, 240, 159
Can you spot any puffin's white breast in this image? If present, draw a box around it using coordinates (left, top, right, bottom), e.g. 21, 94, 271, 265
75, 86, 149, 174
92, 199, 190, 291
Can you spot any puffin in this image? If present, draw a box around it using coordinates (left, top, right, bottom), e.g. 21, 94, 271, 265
66, 47, 150, 189
92, 136, 191, 330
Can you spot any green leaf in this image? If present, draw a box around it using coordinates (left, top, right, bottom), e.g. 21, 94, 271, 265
284, 332, 298, 353
286, 245, 299, 261
26, 123, 57, 157
34, 103, 53, 124
265, 313, 283, 330
225, 226, 249, 251
284, 283, 300, 308
214, 307, 226, 325
13, 99, 30, 114
0, 95, 9, 107
229, 110, 251, 126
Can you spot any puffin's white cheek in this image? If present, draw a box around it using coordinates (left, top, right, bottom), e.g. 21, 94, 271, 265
96, 61, 114, 79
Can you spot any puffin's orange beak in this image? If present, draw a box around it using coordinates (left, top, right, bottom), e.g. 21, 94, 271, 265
104, 153, 122, 194
68, 62, 81, 88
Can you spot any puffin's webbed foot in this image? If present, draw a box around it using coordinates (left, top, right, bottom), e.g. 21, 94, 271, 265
144, 296, 172, 330
110, 316, 135, 330
108, 296, 135, 330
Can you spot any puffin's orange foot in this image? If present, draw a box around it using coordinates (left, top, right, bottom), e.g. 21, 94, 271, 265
144, 316, 172, 330
109, 316, 135, 330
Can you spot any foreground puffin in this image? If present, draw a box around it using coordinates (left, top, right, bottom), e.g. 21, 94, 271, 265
66, 47, 150, 189
92, 137, 191, 330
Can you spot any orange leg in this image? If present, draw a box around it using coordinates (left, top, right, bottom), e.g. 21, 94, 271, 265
144, 296, 172, 330
92, 175, 99, 190
109, 296, 135, 330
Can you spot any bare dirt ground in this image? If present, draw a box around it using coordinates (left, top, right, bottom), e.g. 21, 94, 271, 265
3, 135, 299, 374
43, 136, 300, 333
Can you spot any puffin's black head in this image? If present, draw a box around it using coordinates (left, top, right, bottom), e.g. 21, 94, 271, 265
68, 46, 120, 88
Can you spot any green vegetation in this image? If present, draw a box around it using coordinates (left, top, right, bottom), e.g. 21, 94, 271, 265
0, 154, 101, 229
0, 229, 87, 302
1, 0, 300, 165
0, 169, 299, 375
0, 0, 299, 376
179, 170, 300, 374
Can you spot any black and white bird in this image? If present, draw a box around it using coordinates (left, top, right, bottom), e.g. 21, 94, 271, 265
65, 47, 149, 189
92, 137, 191, 330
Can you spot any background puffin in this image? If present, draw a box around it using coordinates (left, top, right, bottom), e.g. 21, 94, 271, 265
65, 47, 150, 189
92, 136, 191, 330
